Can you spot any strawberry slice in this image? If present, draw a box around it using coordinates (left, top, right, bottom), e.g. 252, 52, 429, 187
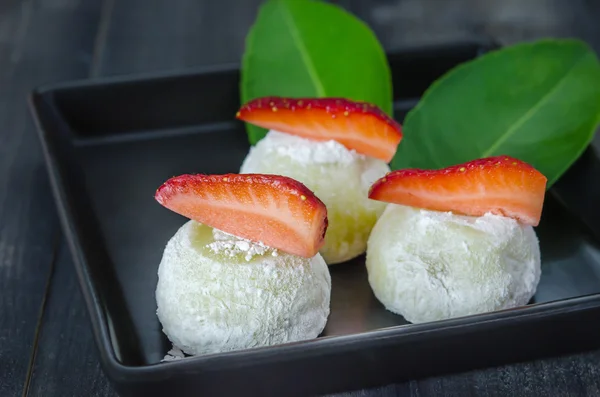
368, 156, 547, 226
236, 96, 402, 163
155, 173, 328, 257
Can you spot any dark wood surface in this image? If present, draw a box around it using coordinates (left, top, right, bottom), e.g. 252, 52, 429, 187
1, 0, 600, 396
0, 0, 103, 396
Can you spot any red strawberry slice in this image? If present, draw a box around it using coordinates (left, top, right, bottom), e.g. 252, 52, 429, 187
155, 173, 328, 257
368, 156, 547, 226
236, 96, 402, 163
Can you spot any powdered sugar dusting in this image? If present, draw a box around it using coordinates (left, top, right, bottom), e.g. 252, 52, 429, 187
258, 130, 366, 165
207, 228, 278, 261
162, 344, 186, 362
366, 204, 541, 324
155, 220, 331, 356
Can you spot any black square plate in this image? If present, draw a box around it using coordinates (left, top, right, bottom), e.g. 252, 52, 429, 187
29, 41, 600, 397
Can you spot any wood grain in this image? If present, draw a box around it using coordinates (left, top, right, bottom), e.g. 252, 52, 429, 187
25, 1, 267, 396
331, 350, 600, 397
0, 0, 103, 396
27, 243, 116, 397
345, 0, 600, 50
94, 0, 263, 76
415, 351, 600, 397
10, 0, 600, 396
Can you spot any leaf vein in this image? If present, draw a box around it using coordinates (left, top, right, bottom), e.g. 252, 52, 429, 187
279, 1, 326, 97
481, 53, 587, 157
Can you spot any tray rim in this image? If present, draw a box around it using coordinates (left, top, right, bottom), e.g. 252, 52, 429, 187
27, 41, 600, 384
31, 39, 497, 96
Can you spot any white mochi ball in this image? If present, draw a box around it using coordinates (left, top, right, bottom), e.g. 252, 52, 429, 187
156, 220, 331, 355
240, 130, 389, 265
366, 204, 541, 324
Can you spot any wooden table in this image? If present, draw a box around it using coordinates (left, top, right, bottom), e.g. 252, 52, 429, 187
2, 0, 600, 396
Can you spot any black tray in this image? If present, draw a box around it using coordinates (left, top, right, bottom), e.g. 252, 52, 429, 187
29, 41, 600, 397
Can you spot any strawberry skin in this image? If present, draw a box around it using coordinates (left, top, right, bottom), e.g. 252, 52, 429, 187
155, 173, 328, 258
236, 96, 402, 163
369, 156, 547, 226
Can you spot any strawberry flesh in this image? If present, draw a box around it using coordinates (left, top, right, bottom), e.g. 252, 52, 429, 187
236, 96, 402, 163
368, 156, 547, 226
155, 173, 328, 258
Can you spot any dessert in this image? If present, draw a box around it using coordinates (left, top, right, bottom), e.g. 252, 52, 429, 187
237, 96, 403, 264
365, 156, 547, 323
154, 173, 331, 355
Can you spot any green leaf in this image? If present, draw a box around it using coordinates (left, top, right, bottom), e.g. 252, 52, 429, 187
241, 0, 392, 144
391, 39, 600, 188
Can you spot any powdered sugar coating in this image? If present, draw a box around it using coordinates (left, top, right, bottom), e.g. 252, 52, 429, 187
162, 344, 185, 362
261, 130, 367, 165
208, 228, 278, 261
366, 204, 541, 323
156, 220, 331, 355
240, 130, 389, 264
